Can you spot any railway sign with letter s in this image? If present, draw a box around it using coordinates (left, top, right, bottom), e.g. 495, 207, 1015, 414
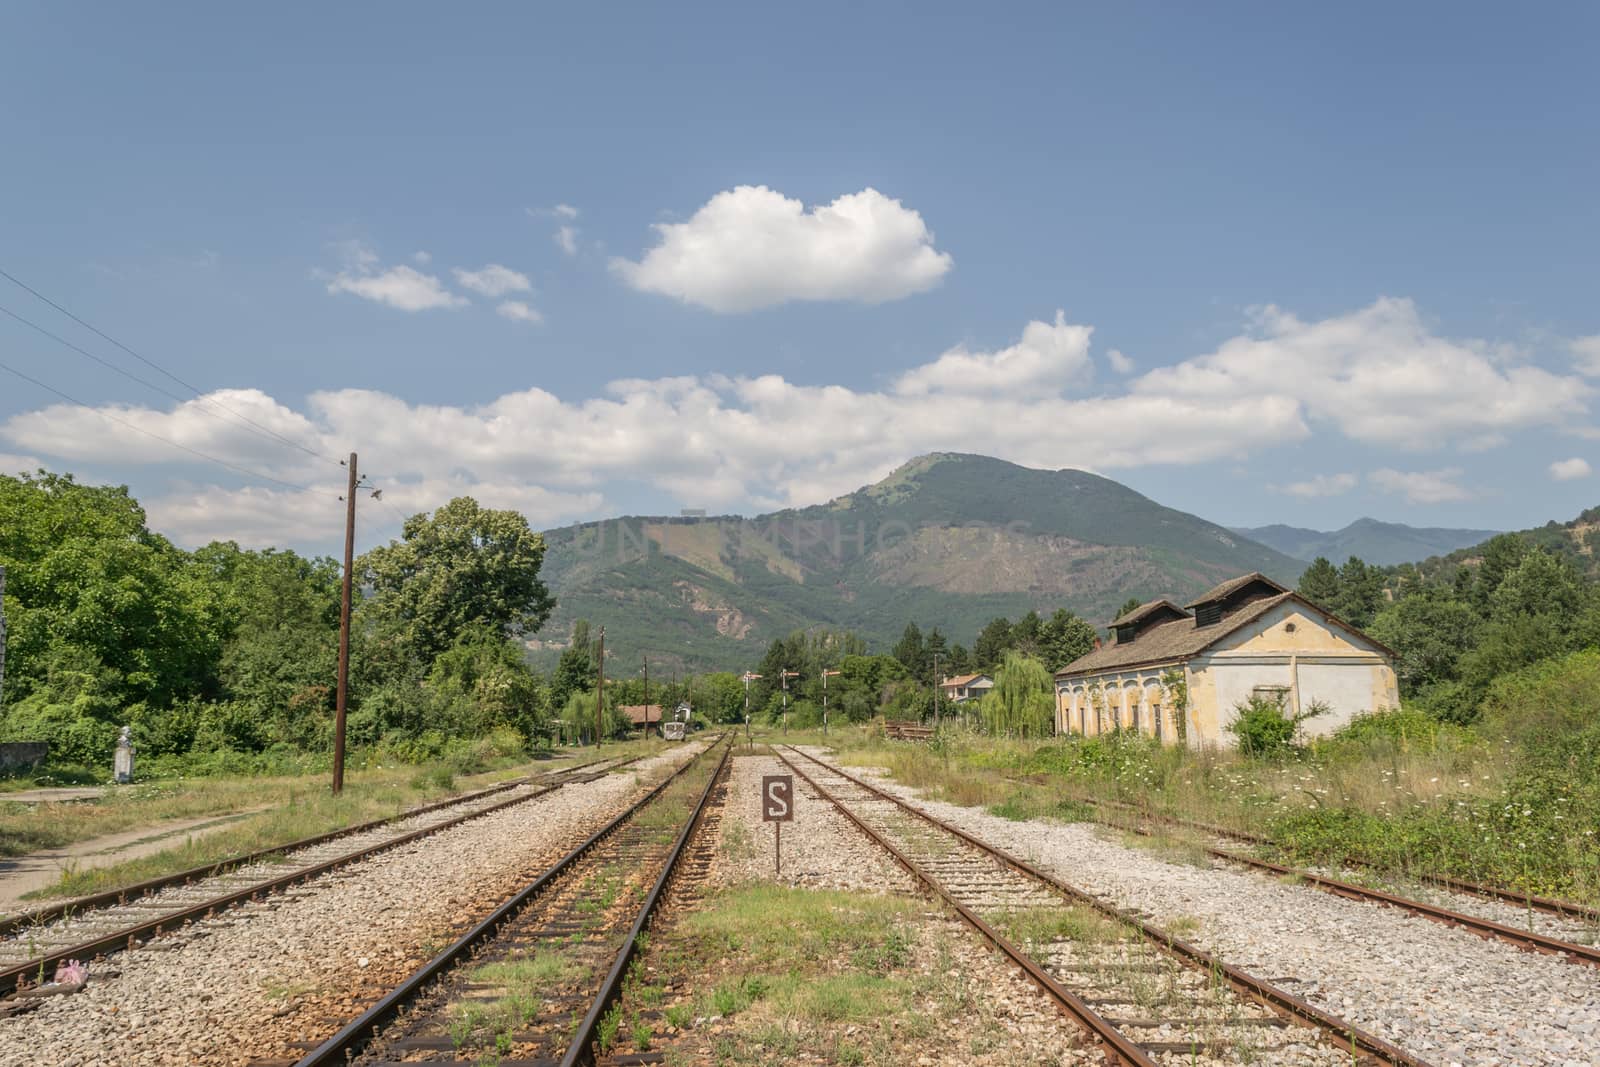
762, 775, 793, 821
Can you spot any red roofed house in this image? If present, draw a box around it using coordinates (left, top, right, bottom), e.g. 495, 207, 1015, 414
939, 673, 994, 704
1054, 573, 1398, 748
618, 704, 665, 736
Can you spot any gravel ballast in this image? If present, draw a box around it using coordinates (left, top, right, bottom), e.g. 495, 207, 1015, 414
807, 748, 1600, 1067
0, 744, 706, 1067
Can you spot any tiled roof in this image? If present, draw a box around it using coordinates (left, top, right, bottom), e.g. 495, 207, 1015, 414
940, 674, 988, 688
1183, 572, 1288, 609
1110, 598, 1191, 628
617, 704, 664, 724
1056, 592, 1294, 678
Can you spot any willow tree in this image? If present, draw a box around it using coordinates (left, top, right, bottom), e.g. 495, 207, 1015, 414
980, 651, 1055, 737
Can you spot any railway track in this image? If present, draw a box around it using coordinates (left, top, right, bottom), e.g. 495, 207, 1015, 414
283, 735, 730, 1067
778, 745, 1424, 1067
0, 754, 644, 999
1046, 789, 1600, 966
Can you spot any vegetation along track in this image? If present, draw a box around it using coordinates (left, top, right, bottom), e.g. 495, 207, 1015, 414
0, 754, 643, 999
1050, 789, 1600, 965
778, 746, 1423, 1067
286, 735, 730, 1067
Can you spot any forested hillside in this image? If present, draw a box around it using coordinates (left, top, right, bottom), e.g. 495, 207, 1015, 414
536, 453, 1303, 673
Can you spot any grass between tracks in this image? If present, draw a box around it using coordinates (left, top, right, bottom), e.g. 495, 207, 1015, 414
0, 736, 671, 906
641, 885, 983, 1066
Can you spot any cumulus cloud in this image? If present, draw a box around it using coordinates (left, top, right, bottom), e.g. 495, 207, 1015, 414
324, 244, 466, 311
1134, 297, 1589, 449
1106, 348, 1135, 374
6, 300, 1592, 544
611, 185, 953, 312
0, 451, 42, 474
553, 204, 579, 219
453, 264, 532, 298
554, 226, 579, 256
1274, 473, 1358, 498
895, 311, 1093, 396
1370, 467, 1474, 504
1550, 457, 1592, 481
1572, 336, 1600, 377
497, 300, 544, 324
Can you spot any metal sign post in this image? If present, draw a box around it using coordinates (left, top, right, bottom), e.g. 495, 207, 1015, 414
821, 668, 840, 736
742, 671, 761, 749
762, 774, 794, 875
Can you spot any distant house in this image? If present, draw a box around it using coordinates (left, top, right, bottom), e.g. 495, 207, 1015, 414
618, 704, 665, 735
1053, 573, 1398, 747
939, 674, 994, 704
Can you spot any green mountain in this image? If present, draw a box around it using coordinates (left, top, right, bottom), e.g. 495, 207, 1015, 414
1403, 506, 1600, 580
530, 453, 1303, 672
1234, 517, 1501, 566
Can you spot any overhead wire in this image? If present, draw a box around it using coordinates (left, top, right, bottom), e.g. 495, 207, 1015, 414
0, 356, 318, 493
0, 266, 339, 464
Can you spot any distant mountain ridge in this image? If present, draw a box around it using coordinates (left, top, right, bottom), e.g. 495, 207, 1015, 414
1234, 517, 1501, 566
533, 453, 1303, 672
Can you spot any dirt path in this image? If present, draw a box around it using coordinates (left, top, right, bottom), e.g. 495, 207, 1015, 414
0, 810, 260, 916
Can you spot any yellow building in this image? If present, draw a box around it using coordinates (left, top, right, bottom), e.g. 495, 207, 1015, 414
1053, 573, 1399, 747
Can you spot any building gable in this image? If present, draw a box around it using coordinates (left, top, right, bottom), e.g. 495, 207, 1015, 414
1208, 598, 1391, 658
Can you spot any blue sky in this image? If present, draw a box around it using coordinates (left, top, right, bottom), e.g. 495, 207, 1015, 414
1, 2, 1596, 553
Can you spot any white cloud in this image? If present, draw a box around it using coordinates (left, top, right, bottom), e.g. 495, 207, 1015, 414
895, 311, 1093, 396
554, 225, 579, 256
1550, 457, 1592, 481
497, 300, 544, 324
0, 451, 42, 474
453, 264, 532, 298
1572, 336, 1600, 377
1106, 348, 1135, 374
1134, 297, 1589, 449
8, 300, 1594, 545
412, 251, 432, 265
553, 204, 579, 219
611, 185, 953, 312
1275, 472, 1358, 498
324, 244, 466, 312
1370, 467, 1474, 504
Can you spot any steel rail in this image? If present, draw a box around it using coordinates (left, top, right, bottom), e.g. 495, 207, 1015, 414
0, 755, 642, 997
292, 735, 728, 1067
1059, 789, 1600, 926
788, 746, 1426, 1067
0, 753, 635, 939
769, 748, 1158, 1067
562, 741, 732, 1066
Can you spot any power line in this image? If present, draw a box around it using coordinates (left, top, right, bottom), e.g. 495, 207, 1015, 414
0, 267, 337, 463
0, 356, 316, 493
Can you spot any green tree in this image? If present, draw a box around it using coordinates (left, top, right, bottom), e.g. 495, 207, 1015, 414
972, 617, 1013, 672
1039, 609, 1096, 671
1297, 556, 1340, 606
1010, 610, 1044, 658
978, 652, 1055, 737
359, 497, 556, 663
1472, 533, 1529, 612
1333, 556, 1384, 629
892, 622, 927, 676
1367, 589, 1482, 693
1115, 597, 1143, 621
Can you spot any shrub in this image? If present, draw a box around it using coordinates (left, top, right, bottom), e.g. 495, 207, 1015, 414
1226, 696, 1327, 757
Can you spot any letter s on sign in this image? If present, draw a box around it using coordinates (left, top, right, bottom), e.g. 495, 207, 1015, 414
767, 779, 788, 818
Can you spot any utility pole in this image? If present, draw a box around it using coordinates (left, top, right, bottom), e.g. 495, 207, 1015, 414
594, 626, 606, 747
932, 650, 941, 732
822, 668, 840, 736
332, 452, 357, 795
641, 653, 650, 740
779, 669, 799, 733
742, 671, 761, 744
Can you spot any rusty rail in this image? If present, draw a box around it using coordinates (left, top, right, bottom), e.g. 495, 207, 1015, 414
292, 735, 729, 1067
0, 755, 643, 997
1059, 789, 1600, 927
786, 746, 1425, 1067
